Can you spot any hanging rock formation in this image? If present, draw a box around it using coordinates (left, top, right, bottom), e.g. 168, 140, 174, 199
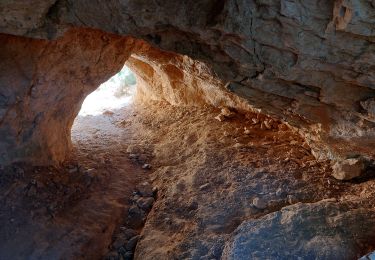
0, 0, 375, 165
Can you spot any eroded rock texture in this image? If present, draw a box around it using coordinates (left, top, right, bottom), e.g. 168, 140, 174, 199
128, 43, 251, 110
0, 29, 133, 164
222, 200, 375, 259
0, 1, 375, 164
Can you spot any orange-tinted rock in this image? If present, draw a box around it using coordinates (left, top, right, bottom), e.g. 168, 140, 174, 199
0, 1, 375, 164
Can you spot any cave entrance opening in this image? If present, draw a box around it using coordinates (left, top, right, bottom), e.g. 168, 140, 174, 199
78, 65, 137, 117
71, 64, 138, 147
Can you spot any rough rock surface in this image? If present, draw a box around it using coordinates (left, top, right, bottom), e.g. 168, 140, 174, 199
0, 29, 135, 164
0, 1, 374, 165
332, 157, 366, 180
0, 0, 375, 165
120, 102, 375, 259
222, 199, 375, 259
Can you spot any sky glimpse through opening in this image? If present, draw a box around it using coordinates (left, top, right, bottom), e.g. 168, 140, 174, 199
78, 65, 136, 116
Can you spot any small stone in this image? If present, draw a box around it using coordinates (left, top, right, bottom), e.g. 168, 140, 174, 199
244, 127, 251, 135
136, 182, 154, 197
199, 183, 210, 190
136, 197, 155, 212
103, 110, 115, 116
112, 234, 128, 249
215, 114, 226, 122
125, 235, 140, 251
132, 194, 141, 202
332, 158, 366, 180
142, 163, 151, 169
252, 197, 267, 209
275, 188, 284, 197
66, 164, 78, 172
128, 153, 138, 159
119, 227, 138, 240
263, 120, 272, 129
221, 107, 235, 118
127, 206, 145, 229
128, 205, 142, 215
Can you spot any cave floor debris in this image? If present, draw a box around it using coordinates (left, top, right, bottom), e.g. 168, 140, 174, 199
1, 101, 375, 259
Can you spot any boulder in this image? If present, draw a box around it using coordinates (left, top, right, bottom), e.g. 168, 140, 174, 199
331, 158, 366, 180
222, 200, 375, 259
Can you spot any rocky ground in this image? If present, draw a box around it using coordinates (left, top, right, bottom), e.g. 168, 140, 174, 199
125, 101, 375, 259
1, 101, 375, 259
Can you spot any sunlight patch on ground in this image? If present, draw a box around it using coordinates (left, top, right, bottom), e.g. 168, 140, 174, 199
79, 65, 136, 116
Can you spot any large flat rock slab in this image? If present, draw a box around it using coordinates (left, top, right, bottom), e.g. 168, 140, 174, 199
223, 200, 375, 260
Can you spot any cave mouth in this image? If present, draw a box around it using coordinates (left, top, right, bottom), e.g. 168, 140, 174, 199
78, 65, 137, 117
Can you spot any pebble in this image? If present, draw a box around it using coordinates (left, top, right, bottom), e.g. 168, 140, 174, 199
199, 183, 210, 190
275, 188, 284, 197
119, 227, 138, 240
128, 205, 142, 216
128, 153, 138, 159
125, 235, 140, 251
142, 164, 152, 170
215, 114, 226, 122
252, 197, 267, 209
263, 120, 272, 129
221, 107, 235, 118
331, 158, 366, 180
127, 204, 146, 229
112, 234, 128, 249
137, 182, 154, 197
136, 197, 155, 212
164, 217, 172, 225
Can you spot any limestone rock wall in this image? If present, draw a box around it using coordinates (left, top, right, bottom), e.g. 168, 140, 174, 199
128, 43, 252, 111
0, 0, 375, 163
0, 29, 133, 165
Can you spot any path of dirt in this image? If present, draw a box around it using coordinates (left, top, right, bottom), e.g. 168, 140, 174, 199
1, 101, 375, 259
0, 106, 149, 259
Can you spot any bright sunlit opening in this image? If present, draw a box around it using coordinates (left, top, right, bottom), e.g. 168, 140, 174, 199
78, 65, 136, 116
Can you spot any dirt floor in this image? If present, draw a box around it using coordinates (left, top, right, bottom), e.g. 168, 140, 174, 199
1, 101, 375, 259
